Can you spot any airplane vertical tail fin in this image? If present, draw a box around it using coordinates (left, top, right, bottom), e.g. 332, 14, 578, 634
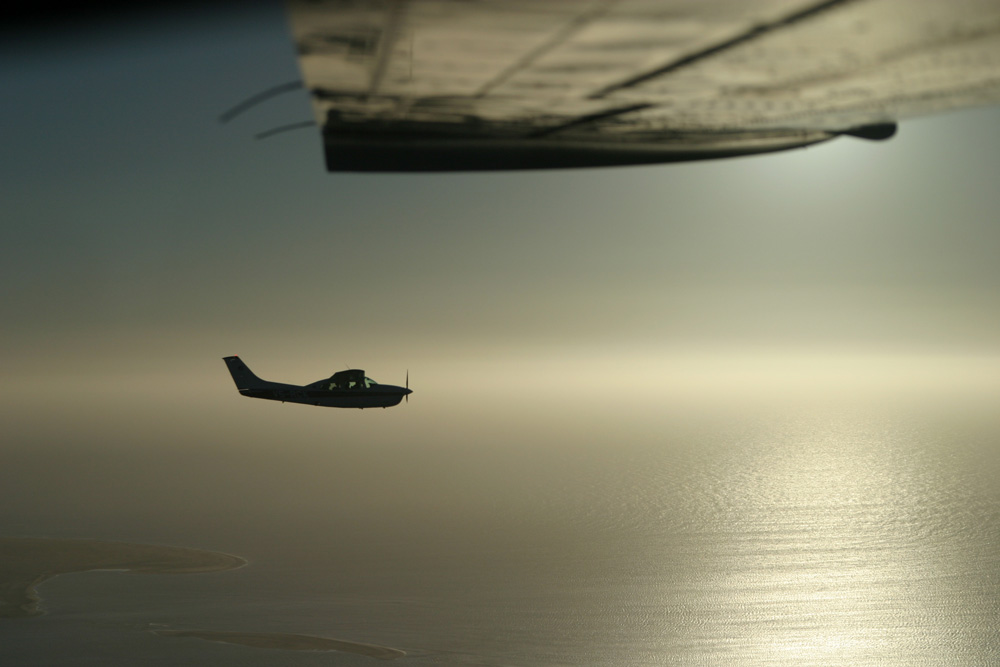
222, 356, 270, 390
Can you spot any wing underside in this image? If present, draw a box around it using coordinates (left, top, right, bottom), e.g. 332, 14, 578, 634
286, 0, 1000, 170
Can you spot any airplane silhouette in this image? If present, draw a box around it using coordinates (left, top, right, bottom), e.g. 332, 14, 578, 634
223, 356, 411, 409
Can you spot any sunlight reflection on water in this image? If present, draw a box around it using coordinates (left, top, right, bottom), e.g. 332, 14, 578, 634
2, 376, 999, 665
624, 409, 1000, 665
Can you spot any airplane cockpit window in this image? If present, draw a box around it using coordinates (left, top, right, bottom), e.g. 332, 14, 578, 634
340, 379, 363, 389
365, 377, 377, 388
327, 369, 369, 390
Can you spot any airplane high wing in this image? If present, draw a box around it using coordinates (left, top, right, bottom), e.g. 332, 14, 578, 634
285, 0, 1000, 171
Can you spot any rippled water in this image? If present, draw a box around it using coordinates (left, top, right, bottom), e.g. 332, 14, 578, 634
3, 398, 999, 665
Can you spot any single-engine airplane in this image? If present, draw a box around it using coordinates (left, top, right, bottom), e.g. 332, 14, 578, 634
223, 356, 411, 409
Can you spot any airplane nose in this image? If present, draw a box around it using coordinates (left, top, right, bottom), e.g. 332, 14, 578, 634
404, 388, 413, 395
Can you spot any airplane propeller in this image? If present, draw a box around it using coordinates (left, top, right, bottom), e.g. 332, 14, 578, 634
405, 370, 409, 403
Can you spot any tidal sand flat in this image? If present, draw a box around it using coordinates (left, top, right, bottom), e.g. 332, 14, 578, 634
0, 537, 246, 618
156, 629, 406, 660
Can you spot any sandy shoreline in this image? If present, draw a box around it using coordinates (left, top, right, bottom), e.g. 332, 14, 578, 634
155, 629, 406, 660
1, 538, 406, 659
0, 537, 246, 618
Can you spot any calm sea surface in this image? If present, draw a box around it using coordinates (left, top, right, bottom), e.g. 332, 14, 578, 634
3, 392, 1000, 665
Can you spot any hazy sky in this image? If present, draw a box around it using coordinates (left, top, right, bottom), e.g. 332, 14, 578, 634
3, 2, 1000, 415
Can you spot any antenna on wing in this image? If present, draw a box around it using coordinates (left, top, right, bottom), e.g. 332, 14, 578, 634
219, 80, 304, 123
255, 121, 316, 140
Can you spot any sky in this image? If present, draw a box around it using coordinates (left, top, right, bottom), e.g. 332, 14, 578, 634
3, 1, 1000, 440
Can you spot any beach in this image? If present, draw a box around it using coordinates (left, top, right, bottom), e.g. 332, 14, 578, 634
0, 538, 245, 618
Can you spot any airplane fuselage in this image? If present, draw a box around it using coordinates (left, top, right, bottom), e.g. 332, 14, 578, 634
223, 356, 410, 409
238, 382, 408, 408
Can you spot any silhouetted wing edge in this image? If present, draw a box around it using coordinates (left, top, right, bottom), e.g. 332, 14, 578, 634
287, 0, 1000, 171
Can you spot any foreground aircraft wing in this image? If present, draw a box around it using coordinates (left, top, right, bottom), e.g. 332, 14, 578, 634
286, 0, 1000, 171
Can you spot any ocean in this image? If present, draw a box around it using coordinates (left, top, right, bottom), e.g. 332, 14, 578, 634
2, 370, 1000, 665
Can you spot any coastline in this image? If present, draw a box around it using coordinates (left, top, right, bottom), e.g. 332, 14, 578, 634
155, 629, 407, 660
0, 537, 246, 618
